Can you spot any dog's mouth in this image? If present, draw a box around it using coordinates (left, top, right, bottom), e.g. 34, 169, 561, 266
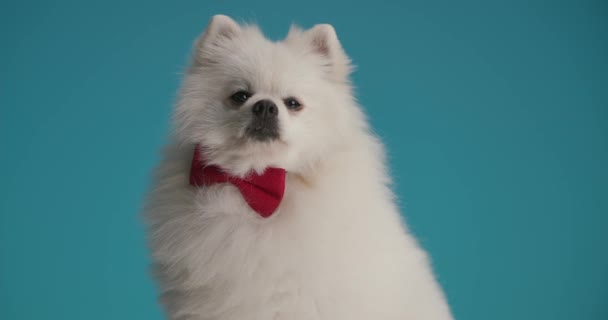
245, 119, 280, 142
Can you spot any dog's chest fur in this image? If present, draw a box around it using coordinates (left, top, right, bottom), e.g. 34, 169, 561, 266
146, 145, 451, 320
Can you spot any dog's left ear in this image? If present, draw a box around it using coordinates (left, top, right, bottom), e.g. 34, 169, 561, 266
286, 24, 353, 82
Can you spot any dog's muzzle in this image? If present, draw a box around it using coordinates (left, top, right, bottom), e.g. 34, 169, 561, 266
246, 99, 280, 141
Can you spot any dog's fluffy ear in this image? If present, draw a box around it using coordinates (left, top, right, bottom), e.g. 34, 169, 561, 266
193, 15, 241, 65
286, 23, 353, 82
202, 15, 241, 44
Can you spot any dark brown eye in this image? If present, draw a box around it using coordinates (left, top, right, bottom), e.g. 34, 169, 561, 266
284, 97, 302, 110
230, 91, 251, 104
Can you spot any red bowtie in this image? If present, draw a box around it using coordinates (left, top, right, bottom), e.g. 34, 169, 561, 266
189, 145, 286, 218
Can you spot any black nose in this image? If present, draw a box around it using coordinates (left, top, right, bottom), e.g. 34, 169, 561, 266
252, 100, 278, 119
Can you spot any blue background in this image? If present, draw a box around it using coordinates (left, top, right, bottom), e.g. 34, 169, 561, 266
1, 0, 606, 319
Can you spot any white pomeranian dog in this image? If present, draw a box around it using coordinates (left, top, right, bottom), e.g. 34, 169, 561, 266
144, 15, 453, 320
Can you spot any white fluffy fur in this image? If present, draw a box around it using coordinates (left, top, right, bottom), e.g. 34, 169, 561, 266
144, 15, 453, 320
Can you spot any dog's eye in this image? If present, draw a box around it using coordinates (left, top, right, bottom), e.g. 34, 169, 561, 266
284, 97, 302, 110
230, 91, 251, 104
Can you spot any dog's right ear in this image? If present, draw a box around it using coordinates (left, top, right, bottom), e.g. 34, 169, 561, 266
193, 15, 241, 65
200, 15, 241, 45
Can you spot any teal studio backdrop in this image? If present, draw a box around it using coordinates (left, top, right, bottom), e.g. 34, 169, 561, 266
1, 0, 607, 319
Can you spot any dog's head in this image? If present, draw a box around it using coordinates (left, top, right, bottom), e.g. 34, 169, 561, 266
176, 15, 362, 176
